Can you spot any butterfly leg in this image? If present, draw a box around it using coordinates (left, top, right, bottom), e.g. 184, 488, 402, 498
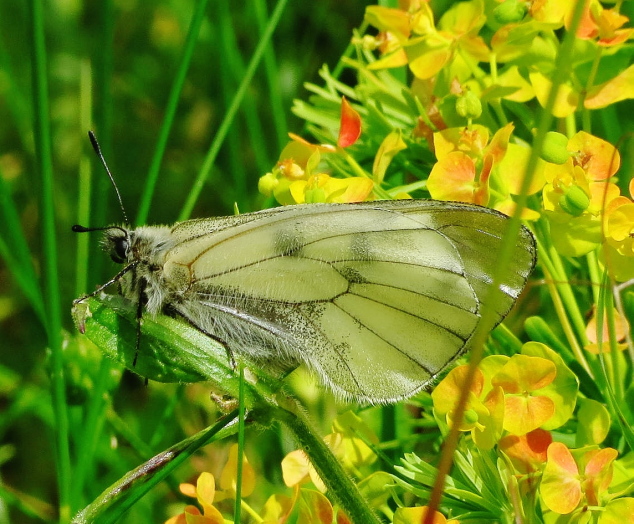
133, 289, 144, 367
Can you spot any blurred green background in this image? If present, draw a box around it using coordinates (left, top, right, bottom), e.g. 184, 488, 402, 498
0, 1, 379, 522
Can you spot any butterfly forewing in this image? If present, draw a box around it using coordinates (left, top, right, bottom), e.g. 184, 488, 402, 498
156, 201, 535, 403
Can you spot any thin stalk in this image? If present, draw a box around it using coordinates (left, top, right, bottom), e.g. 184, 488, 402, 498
579, 46, 604, 133
216, 1, 249, 201
217, 0, 270, 180
75, 59, 92, 297
614, 279, 634, 364
78, 295, 379, 522
543, 264, 592, 376
276, 402, 382, 524
178, 0, 290, 221
602, 272, 623, 400
332, 21, 369, 80
71, 359, 115, 508
380, 404, 397, 464
0, 34, 33, 152
565, 112, 577, 137
535, 232, 592, 375
592, 271, 634, 449
89, 0, 114, 286
241, 499, 263, 522
426, 0, 588, 520
254, 0, 287, 151
72, 62, 119, 511
586, 250, 602, 306
149, 385, 185, 450
545, 238, 590, 345
339, 149, 392, 199
234, 365, 246, 524
135, 0, 210, 226
534, 218, 589, 347
0, 171, 45, 324
0, 483, 55, 522
29, 0, 71, 521
72, 410, 240, 524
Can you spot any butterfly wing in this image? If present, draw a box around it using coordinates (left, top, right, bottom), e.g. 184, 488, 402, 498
165, 201, 536, 403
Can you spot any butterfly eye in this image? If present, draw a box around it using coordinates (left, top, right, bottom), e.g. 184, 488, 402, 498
110, 236, 129, 264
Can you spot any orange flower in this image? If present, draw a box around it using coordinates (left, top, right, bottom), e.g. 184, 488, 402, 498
499, 429, 552, 475
570, 0, 634, 47
427, 124, 514, 206
541, 442, 618, 515
338, 97, 362, 148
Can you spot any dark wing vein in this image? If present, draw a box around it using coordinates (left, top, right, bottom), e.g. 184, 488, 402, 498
347, 284, 471, 344
191, 226, 447, 280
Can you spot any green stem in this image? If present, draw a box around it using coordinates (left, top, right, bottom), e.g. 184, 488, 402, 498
614, 280, 634, 365
585, 250, 602, 305
179, 0, 290, 221
275, 401, 382, 524
427, 3, 588, 516
75, 59, 92, 298
89, 0, 114, 284
135, 0, 210, 226
535, 220, 589, 347
0, 170, 46, 325
580, 46, 604, 133
381, 404, 397, 464
254, 0, 287, 152
534, 232, 592, 376
332, 21, 369, 79
234, 366, 246, 524
29, 0, 71, 520
79, 298, 379, 522
602, 272, 623, 400
71, 359, 115, 508
565, 112, 577, 138
72, 410, 240, 524
149, 385, 185, 450
241, 499, 264, 522
546, 241, 589, 345
489, 52, 498, 83
339, 149, 392, 199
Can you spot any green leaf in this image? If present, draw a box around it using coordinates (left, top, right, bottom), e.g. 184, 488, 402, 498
72, 295, 280, 406
576, 398, 611, 447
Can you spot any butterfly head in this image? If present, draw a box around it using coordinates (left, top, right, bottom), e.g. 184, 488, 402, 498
103, 226, 132, 264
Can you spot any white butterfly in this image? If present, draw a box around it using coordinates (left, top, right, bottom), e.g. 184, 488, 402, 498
75, 200, 536, 403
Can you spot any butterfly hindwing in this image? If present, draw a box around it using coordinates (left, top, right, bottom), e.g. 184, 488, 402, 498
161, 201, 535, 402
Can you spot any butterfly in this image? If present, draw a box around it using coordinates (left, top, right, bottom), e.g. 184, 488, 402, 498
74, 199, 536, 404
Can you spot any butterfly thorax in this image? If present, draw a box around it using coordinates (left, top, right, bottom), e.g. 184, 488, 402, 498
103, 225, 179, 315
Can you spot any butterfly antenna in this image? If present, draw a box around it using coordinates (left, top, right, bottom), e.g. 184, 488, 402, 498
88, 130, 130, 225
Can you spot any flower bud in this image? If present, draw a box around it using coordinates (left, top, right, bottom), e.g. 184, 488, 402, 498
541, 131, 570, 165
559, 185, 590, 216
463, 409, 480, 426
258, 172, 278, 196
493, 0, 527, 24
456, 90, 482, 120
